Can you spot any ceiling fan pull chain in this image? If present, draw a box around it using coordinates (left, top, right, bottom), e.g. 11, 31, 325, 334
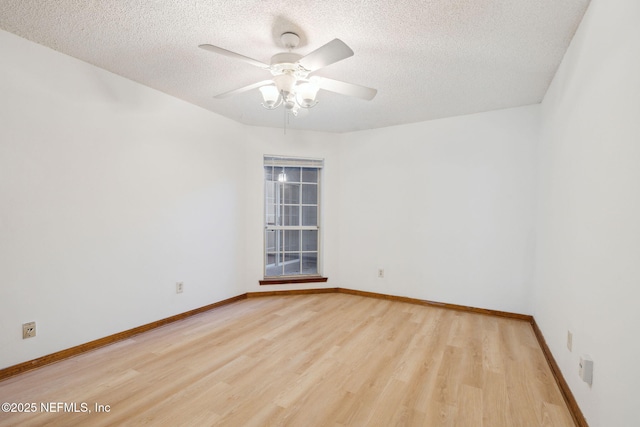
283, 105, 287, 135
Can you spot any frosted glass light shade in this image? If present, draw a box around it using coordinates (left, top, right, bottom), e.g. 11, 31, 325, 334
259, 85, 281, 109
273, 74, 296, 94
296, 81, 319, 108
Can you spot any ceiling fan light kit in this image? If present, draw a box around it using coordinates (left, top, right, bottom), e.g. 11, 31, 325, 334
199, 31, 377, 118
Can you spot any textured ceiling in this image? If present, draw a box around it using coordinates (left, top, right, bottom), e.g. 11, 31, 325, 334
1, 0, 590, 133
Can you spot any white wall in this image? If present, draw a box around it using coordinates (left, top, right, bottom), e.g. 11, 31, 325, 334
0, 30, 248, 369
339, 106, 539, 315
534, 0, 640, 425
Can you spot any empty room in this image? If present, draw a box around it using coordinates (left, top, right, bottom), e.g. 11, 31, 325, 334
1, 0, 638, 426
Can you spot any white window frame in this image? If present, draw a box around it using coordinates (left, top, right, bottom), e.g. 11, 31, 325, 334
263, 155, 323, 279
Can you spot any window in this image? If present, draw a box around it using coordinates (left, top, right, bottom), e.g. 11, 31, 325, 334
264, 156, 323, 279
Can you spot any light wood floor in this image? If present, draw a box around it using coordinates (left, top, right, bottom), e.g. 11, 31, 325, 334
0, 294, 574, 426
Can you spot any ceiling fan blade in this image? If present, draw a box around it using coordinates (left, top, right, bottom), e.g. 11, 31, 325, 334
214, 80, 274, 99
311, 76, 377, 101
297, 39, 354, 71
199, 44, 270, 69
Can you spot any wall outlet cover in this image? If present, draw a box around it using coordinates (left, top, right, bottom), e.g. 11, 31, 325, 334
22, 321, 36, 339
579, 355, 593, 385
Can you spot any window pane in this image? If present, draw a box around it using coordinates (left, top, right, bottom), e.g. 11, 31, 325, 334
284, 167, 300, 182
301, 253, 317, 275
265, 182, 276, 224
283, 183, 300, 204
265, 230, 278, 252
301, 168, 318, 183
265, 244, 282, 277
301, 184, 317, 204
284, 230, 300, 251
283, 206, 300, 226
265, 260, 281, 277
265, 166, 275, 181
284, 253, 301, 275
265, 252, 277, 266
302, 230, 317, 251
301, 206, 317, 226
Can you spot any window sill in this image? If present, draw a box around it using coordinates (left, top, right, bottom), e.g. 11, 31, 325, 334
259, 276, 329, 286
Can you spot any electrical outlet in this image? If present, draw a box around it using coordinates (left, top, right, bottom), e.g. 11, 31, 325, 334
567, 330, 573, 351
378, 269, 384, 278
23, 322, 36, 339
176, 282, 184, 294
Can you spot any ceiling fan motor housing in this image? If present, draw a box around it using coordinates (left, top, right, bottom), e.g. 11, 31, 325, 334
270, 53, 307, 74
280, 32, 300, 49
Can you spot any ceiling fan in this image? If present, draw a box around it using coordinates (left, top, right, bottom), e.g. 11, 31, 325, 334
199, 32, 377, 116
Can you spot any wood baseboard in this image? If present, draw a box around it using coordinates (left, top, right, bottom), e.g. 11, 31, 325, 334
532, 319, 588, 427
336, 288, 533, 321
0, 294, 247, 382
